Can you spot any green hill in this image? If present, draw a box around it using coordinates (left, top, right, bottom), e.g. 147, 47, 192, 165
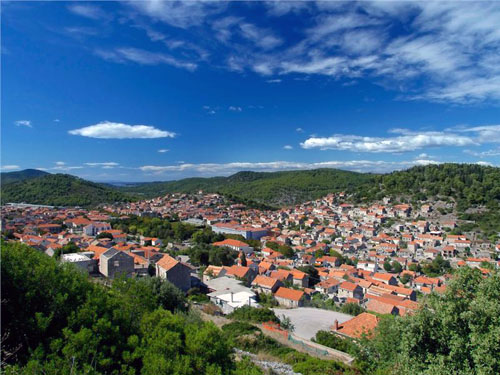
356, 163, 500, 208
122, 169, 375, 206
1, 168, 49, 185
1, 173, 136, 207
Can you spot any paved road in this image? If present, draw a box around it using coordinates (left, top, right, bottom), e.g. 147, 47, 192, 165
273, 307, 353, 340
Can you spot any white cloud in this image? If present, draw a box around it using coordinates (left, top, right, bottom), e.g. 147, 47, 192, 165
283, 145, 293, 150
239, 23, 283, 50
55, 161, 66, 166
69, 121, 176, 139
95, 48, 197, 71
158, 149, 169, 153
296, 128, 304, 133
85, 162, 119, 168
464, 147, 500, 158
139, 159, 443, 175
15, 120, 32, 128
1, 165, 20, 171
228, 106, 242, 112
128, 1, 226, 29
301, 130, 475, 153
266, 79, 282, 83
476, 161, 494, 167
67, 4, 106, 20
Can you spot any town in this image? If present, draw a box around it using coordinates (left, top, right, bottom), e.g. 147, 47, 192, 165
3, 190, 499, 346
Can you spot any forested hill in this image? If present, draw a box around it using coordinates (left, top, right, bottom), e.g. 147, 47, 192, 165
121, 169, 375, 206
1, 173, 135, 207
355, 163, 500, 209
1, 169, 49, 185
2, 164, 499, 208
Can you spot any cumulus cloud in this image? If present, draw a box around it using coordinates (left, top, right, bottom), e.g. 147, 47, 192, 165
139, 159, 443, 175
228, 106, 242, 112
301, 130, 476, 153
283, 145, 293, 150
69, 121, 176, 139
15, 120, 32, 128
158, 149, 169, 153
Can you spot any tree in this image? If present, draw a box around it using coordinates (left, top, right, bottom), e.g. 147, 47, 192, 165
240, 252, 247, 267
359, 268, 500, 375
383, 261, 392, 272
340, 302, 365, 316
391, 261, 403, 274
96, 231, 113, 240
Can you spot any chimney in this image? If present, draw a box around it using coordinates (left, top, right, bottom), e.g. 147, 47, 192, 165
334, 319, 339, 331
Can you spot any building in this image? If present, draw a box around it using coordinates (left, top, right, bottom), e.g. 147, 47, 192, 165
332, 312, 380, 339
206, 276, 259, 314
99, 248, 134, 278
213, 238, 254, 254
61, 253, 96, 273
274, 287, 307, 308
338, 281, 364, 301
251, 275, 283, 294
156, 254, 192, 292
211, 223, 269, 240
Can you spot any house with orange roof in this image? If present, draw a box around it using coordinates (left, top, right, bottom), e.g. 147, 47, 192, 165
203, 265, 227, 282
156, 254, 192, 292
338, 281, 363, 300
274, 287, 307, 308
366, 299, 399, 315
372, 272, 398, 286
251, 275, 283, 294
291, 269, 309, 287
213, 238, 254, 254
225, 265, 256, 283
332, 312, 379, 339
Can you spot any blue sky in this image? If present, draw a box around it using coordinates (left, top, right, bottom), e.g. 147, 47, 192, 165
2, 1, 500, 182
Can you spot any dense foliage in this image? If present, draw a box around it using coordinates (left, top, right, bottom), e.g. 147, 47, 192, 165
355, 163, 500, 207
1, 174, 135, 207
313, 331, 360, 357
1, 242, 235, 375
111, 216, 198, 242
0, 169, 49, 185
357, 267, 500, 375
227, 306, 279, 323
122, 169, 374, 206
179, 244, 239, 267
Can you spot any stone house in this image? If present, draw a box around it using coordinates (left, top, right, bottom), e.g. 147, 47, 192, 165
156, 254, 192, 292
99, 248, 134, 278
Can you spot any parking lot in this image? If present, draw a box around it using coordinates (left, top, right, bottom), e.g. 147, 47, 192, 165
272, 307, 353, 340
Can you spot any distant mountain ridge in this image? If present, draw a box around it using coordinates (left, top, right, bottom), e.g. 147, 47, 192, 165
2, 164, 499, 208
1, 169, 49, 185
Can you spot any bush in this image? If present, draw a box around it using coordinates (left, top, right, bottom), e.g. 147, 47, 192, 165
227, 306, 279, 323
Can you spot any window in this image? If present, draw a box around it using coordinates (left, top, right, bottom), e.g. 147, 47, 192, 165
114, 261, 120, 267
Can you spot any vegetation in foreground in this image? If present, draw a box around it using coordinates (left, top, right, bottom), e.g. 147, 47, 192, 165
2, 240, 500, 375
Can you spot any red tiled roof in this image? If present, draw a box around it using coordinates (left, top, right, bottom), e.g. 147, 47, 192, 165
275, 287, 305, 302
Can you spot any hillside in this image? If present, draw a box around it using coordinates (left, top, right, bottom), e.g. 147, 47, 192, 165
355, 163, 500, 209
1, 173, 136, 207
1, 169, 49, 185
122, 169, 375, 206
